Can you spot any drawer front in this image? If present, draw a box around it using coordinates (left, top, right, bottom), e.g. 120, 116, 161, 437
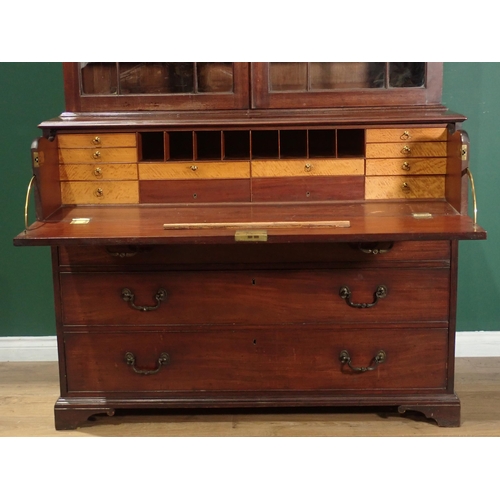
365, 142, 447, 159
366, 158, 446, 176
59, 268, 450, 326
139, 179, 251, 203
61, 181, 139, 204
252, 176, 364, 202
64, 328, 449, 392
139, 161, 250, 180
365, 176, 445, 199
366, 128, 447, 143
252, 159, 364, 177
60, 163, 138, 181
58, 133, 137, 148
59, 148, 138, 163
57, 241, 451, 268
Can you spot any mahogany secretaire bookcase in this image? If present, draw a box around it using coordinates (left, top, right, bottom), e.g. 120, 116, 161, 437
14, 62, 486, 429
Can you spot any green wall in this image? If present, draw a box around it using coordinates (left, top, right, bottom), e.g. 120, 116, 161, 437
0, 63, 498, 337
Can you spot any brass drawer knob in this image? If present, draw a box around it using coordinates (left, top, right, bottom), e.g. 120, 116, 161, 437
94, 188, 104, 197
400, 130, 411, 140
92, 136, 101, 145
304, 163, 312, 172
401, 146, 411, 155
93, 150, 101, 159
401, 162, 411, 171
94, 167, 102, 177
190, 165, 198, 171
402, 182, 411, 192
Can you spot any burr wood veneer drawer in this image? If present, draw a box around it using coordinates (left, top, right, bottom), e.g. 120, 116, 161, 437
59, 148, 138, 164
58, 133, 137, 148
61, 181, 139, 204
365, 142, 447, 159
64, 328, 449, 393
59, 268, 450, 326
251, 159, 364, 177
139, 161, 250, 180
365, 128, 447, 143
365, 176, 445, 199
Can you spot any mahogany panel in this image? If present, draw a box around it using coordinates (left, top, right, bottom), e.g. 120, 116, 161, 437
63, 328, 449, 392
252, 176, 364, 202
139, 179, 251, 203
59, 268, 450, 326
57, 241, 451, 268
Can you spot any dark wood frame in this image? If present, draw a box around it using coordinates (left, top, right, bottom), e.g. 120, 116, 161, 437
63, 63, 251, 112
251, 62, 444, 109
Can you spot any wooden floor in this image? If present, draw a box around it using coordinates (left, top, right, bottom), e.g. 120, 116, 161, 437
1, 357, 500, 436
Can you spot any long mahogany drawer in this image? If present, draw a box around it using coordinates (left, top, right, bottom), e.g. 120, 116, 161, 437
64, 328, 449, 393
57, 241, 451, 268
252, 176, 364, 202
59, 268, 450, 326
139, 179, 251, 203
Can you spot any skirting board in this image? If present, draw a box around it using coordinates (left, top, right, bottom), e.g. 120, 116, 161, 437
0, 332, 500, 362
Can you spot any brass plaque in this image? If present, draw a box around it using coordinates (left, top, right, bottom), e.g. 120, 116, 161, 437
234, 230, 268, 242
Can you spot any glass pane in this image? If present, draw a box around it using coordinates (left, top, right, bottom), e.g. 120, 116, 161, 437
310, 63, 385, 89
197, 63, 233, 93
168, 63, 195, 93
389, 62, 425, 87
270, 63, 307, 91
81, 63, 117, 95
119, 63, 170, 94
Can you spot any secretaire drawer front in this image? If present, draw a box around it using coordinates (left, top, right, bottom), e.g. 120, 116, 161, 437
57, 241, 451, 268
365, 142, 447, 159
59, 148, 138, 163
251, 159, 364, 177
59, 268, 450, 326
64, 328, 449, 393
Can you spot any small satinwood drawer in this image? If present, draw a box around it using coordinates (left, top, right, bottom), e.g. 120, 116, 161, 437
365, 142, 447, 159
252, 176, 364, 202
64, 327, 449, 393
365, 176, 445, 199
57, 241, 451, 268
58, 133, 137, 148
61, 181, 139, 204
366, 158, 446, 176
59, 268, 450, 326
59, 148, 138, 164
59, 163, 138, 181
139, 161, 250, 180
365, 128, 447, 143
251, 159, 364, 177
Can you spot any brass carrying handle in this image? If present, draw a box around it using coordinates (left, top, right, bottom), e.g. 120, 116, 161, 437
121, 287, 167, 312
125, 351, 170, 375
339, 285, 388, 308
24, 175, 36, 231
339, 349, 386, 373
465, 167, 478, 225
